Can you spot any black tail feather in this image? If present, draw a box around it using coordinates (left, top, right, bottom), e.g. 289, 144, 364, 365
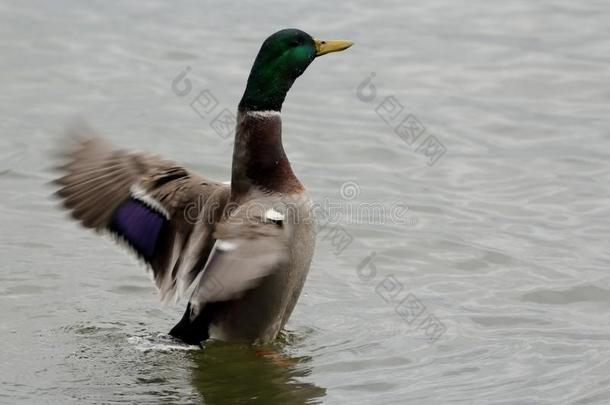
169, 302, 215, 345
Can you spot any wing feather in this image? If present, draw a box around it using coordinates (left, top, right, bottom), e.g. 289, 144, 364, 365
189, 202, 289, 314
54, 130, 230, 301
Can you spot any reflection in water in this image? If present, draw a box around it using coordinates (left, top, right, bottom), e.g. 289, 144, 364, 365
188, 336, 326, 405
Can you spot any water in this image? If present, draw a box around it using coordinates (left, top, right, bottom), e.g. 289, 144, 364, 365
2, 0, 610, 403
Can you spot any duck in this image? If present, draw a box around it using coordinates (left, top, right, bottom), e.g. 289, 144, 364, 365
55, 29, 353, 345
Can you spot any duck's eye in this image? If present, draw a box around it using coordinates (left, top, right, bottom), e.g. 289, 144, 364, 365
290, 40, 300, 47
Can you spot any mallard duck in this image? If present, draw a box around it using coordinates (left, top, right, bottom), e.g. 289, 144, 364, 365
55, 28, 353, 345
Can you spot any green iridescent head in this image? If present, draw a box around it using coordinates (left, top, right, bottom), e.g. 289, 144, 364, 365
239, 28, 353, 112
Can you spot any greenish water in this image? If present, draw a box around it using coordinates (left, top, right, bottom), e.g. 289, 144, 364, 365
2, 0, 610, 403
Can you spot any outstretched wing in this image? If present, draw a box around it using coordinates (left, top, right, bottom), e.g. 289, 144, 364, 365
54, 133, 230, 301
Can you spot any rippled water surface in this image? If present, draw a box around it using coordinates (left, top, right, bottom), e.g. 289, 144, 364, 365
2, 0, 610, 404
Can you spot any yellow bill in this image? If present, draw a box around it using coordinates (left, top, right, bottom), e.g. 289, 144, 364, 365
314, 39, 354, 57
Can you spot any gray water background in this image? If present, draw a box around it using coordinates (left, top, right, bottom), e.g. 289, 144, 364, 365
2, 0, 610, 403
